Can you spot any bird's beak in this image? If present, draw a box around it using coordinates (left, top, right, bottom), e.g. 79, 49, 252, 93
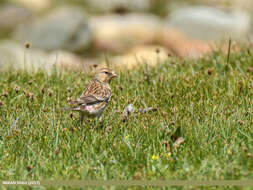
111, 72, 117, 78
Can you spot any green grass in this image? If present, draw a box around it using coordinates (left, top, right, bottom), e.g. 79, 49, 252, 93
0, 49, 253, 189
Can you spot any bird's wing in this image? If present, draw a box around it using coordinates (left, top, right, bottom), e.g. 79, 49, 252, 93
74, 80, 111, 106
74, 95, 106, 105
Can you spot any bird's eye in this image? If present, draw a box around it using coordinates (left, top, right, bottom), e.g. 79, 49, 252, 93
105, 72, 109, 74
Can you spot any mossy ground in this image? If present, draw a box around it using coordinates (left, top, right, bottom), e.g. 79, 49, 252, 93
0, 49, 253, 190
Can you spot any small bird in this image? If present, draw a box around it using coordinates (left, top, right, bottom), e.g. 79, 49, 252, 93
61, 68, 117, 123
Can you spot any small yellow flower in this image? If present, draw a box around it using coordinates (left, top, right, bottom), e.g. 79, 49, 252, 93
166, 152, 171, 158
152, 155, 159, 160
227, 150, 232, 155
124, 135, 129, 140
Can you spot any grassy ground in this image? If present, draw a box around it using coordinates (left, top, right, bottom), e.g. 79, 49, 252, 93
0, 49, 253, 190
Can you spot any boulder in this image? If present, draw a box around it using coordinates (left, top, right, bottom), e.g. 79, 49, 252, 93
13, 6, 92, 52
0, 4, 33, 31
0, 40, 96, 73
167, 6, 251, 41
89, 13, 163, 52
100, 45, 171, 70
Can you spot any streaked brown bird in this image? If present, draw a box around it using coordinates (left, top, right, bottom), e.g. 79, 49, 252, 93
61, 68, 117, 123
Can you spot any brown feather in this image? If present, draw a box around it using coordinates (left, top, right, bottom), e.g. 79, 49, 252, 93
61, 68, 116, 121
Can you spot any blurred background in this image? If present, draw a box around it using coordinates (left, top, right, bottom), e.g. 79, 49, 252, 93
0, 0, 252, 72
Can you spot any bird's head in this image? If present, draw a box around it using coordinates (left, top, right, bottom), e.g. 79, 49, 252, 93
94, 68, 117, 83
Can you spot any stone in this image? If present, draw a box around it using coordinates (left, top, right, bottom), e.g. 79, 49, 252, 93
100, 45, 171, 70
0, 4, 33, 31
167, 5, 251, 41
89, 13, 163, 52
0, 40, 96, 73
13, 6, 91, 52
158, 27, 214, 58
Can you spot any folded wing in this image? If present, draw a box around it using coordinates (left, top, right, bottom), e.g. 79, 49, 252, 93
70, 80, 112, 106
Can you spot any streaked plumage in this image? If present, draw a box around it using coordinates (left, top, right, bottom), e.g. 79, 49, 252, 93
61, 68, 117, 122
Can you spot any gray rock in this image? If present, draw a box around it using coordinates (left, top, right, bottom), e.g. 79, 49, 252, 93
0, 40, 95, 73
167, 6, 251, 41
0, 4, 33, 31
13, 6, 91, 51
0, 40, 52, 72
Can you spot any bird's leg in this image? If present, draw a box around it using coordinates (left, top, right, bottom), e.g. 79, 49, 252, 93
97, 114, 105, 128
80, 112, 84, 125
93, 113, 103, 128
